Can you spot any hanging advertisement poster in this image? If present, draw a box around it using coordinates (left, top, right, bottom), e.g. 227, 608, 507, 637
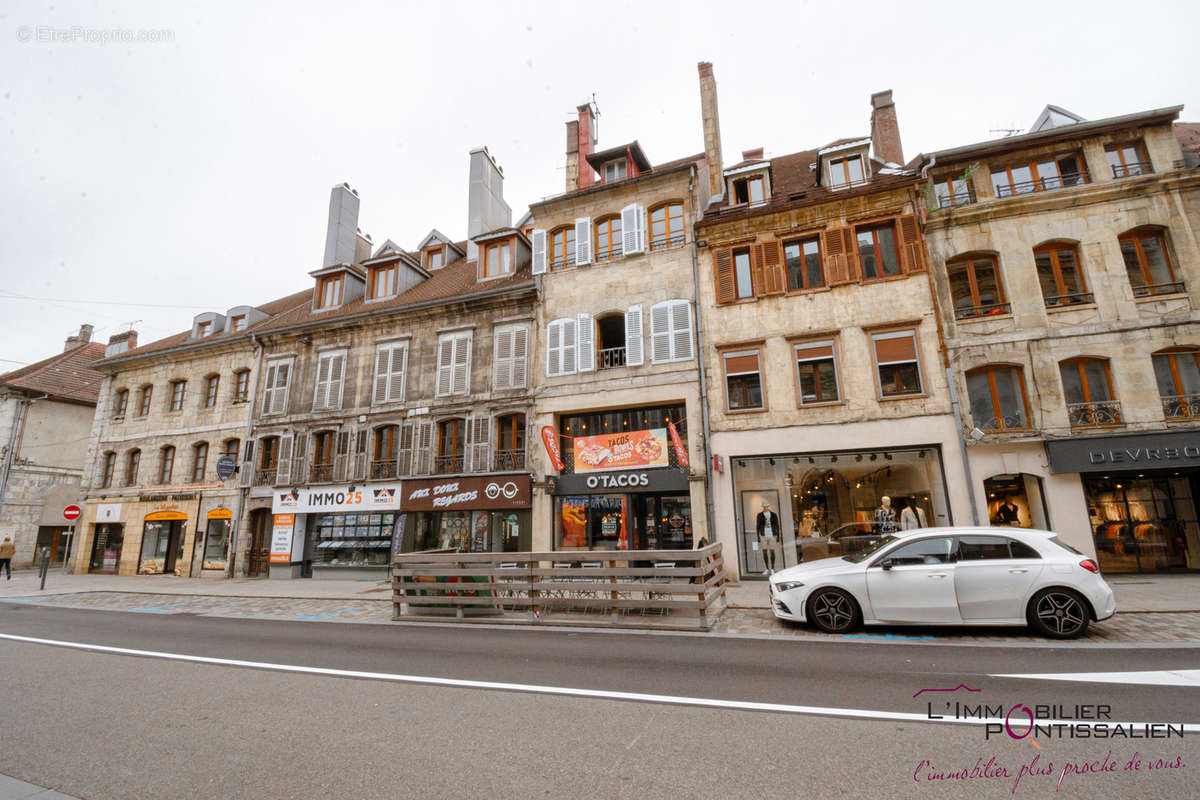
270, 514, 295, 563
573, 428, 669, 473
541, 426, 565, 471
667, 421, 690, 468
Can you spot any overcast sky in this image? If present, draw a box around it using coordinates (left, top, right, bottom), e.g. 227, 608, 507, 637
2, 0, 1197, 367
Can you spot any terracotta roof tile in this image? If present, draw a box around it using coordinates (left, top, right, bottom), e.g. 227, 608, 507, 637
0, 342, 107, 404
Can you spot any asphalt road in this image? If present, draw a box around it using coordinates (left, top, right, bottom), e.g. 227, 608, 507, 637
0, 604, 1196, 799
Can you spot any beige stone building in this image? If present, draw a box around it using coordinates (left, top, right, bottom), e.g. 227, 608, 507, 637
920, 105, 1200, 573
526, 70, 716, 554
0, 326, 105, 568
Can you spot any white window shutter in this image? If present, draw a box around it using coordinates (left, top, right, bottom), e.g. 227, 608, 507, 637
531, 229, 547, 274
493, 328, 513, 391
415, 420, 435, 475
452, 334, 470, 395
276, 433, 293, 485
273, 363, 290, 414
239, 438, 254, 487
373, 348, 390, 405
334, 430, 350, 481
313, 355, 331, 410
671, 301, 694, 361
292, 434, 307, 483
621, 204, 643, 255
397, 421, 415, 475
329, 354, 345, 409
574, 218, 592, 266
650, 302, 671, 364
577, 313, 595, 372
512, 326, 528, 388
263, 365, 277, 413
561, 317, 577, 375
352, 428, 368, 481
625, 306, 644, 366
387, 344, 407, 402
546, 320, 562, 377
436, 337, 454, 396
468, 415, 491, 473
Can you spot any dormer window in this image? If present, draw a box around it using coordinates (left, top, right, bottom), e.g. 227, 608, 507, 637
427, 249, 444, 270
197, 321, 212, 337
369, 264, 397, 299
603, 159, 627, 183
483, 241, 513, 278
231, 315, 247, 332
733, 175, 765, 204
828, 155, 865, 188
316, 274, 343, 309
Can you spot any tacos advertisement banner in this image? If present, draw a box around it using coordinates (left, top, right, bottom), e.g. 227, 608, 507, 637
572, 428, 669, 473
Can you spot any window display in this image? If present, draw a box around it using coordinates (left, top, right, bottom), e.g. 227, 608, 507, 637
984, 473, 1048, 529
311, 512, 395, 568
202, 518, 231, 569
409, 510, 529, 553
1085, 475, 1199, 573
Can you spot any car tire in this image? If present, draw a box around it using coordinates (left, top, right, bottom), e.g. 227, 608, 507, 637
807, 588, 862, 634
1027, 588, 1091, 639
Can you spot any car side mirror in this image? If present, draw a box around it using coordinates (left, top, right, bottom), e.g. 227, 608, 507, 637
880, 559, 893, 571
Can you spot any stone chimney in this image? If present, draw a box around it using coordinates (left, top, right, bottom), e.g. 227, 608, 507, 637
64, 323, 94, 352
571, 104, 597, 193
698, 62, 725, 200
870, 90, 904, 166
354, 229, 372, 265
565, 119, 580, 194
741, 147, 764, 162
467, 146, 512, 261
323, 183, 360, 267
104, 330, 138, 358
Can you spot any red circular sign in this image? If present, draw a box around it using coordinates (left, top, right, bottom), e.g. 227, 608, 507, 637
62, 504, 82, 521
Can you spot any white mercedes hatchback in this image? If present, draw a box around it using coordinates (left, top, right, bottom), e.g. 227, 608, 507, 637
768, 527, 1116, 638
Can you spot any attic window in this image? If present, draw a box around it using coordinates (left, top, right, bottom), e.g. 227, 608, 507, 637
316, 274, 343, 309
483, 241, 513, 278
427, 249, 444, 270
231, 315, 248, 332
603, 160, 627, 183
733, 176, 765, 204
369, 264, 397, 299
197, 321, 212, 337
829, 155, 865, 188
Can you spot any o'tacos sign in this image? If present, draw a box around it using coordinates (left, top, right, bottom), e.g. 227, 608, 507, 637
1044, 431, 1200, 474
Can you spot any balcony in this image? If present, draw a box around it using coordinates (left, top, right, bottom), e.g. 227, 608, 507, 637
435, 455, 464, 474
1112, 162, 1153, 178
1162, 394, 1200, 420
596, 243, 623, 262
1067, 401, 1123, 428
598, 346, 627, 370
649, 233, 686, 251
494, 449, 526, 471
1043, 291, 1095, 308
994, 172, 1089, 198
954, 301, 1011, 320
371, 459, 398, 480
1132, 281, 1185, 298
254, 467, 275, 486
974, 413, 1030, 433
550, 253, 577, 270
935, 187, 977, 210
309, 463, 334, 483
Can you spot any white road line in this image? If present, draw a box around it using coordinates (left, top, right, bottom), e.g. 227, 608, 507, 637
993, 669, 1200, 687
2, 632, 1197, 730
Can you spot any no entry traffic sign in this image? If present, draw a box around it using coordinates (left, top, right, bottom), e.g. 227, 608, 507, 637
63, 504, 82, 521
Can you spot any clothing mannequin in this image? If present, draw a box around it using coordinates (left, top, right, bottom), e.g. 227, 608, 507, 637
874, 495, 899, 535
756, 502, 781, 574
993, 496, 1019, 525
899, 499, 921, 531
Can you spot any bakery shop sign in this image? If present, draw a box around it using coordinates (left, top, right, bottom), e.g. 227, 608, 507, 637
573, 429, 669, 473
402, 475, 532, 511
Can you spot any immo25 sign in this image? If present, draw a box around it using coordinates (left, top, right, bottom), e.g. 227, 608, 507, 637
272, 484, 402, 514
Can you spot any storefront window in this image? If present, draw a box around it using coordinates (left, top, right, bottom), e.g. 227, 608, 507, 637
1085, 475, 1198, 573
559, 403, 686, 472
555, 495, 631, 550
984, 473, 1048, 529
89, 524, 124, 573
139, 518, 186, 575
310, 512, 394, 568
409, 510, 528, 553
202, 519, 231, 569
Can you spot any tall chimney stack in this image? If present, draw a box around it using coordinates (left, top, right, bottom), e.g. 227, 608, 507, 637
698, 62, 725, 201
870, 90, 904, 166
565, 119, 580, 194
323, 183, 360, 267
467, 147, 512, 261
105, 330, 138, 357
574, 104, 597, 192
64, 323, 94, 352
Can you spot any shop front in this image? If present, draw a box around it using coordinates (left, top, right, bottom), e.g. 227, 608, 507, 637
200, 508, 233, 572
1045, 431, 1200, 573
269, 483, 403, 579
402, 474, 533, 553
139, 511, 188, 575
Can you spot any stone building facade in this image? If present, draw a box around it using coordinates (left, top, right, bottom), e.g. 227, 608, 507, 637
921, 104, 1200, 572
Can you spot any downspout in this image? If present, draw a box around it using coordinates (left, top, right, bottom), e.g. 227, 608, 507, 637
226, 333, 265, 578
688, 164, 718, 545
0, 393, 47, 511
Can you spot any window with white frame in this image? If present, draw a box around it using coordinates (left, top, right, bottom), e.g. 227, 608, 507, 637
546, 317, 578, 377
649, 300, 694, 364
373, 341, 408, 405
493, 324, 529, 390
872, 330, 923, 397
603, 159, 627, 183
262, 358, 293, 416
313, 350, 347, 411
436, 332, 471, 396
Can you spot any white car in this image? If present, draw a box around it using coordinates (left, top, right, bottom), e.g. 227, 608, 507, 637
768, 527, 1116, 638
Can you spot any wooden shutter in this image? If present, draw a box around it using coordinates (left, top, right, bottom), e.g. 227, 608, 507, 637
333, 430, 350, 481
561, 318, 577, 375
239, 439, 255, 487
625, 306, 644, 366
822, 227, 853, 285
313, 355, 331, 410
451, 334, 470, 395
275, 433, 293, 485
670, 301, 693, 361
749, 245, 765, 297
714, 249, 735, 304
328, 353, 345, 410
546, 320, 562, 377
468, 415, 491, 473
897, 214, 927, 273
352, 428, 368, 481
373, 347, 391, 405
263, 364, 277, 413
650, 302, 671, 364
511, 326, 528, 388
760, 241, 785, 294
415, 419, 435, 475
577, 313, 595, 373
436, 337, 454, 395
574, 217, 592, 266
531, 229, 547, 274
292, 434, 307, 484
388, 344, 406, 402
493, 327, 513, 390
621, 203, 644, 255
397, 421, 415, 475
272, 363, 290, 414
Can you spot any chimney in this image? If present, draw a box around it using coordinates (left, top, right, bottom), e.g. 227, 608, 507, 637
574, 104, 597, 192
355, 229, 372, 265
565, 119, 580, 193
104, 330, 138, 358
467, 147, 512, 261
64, 323, 94, 352
698, 62, 725, 201
322, 183, 360, 267
870, 90, 904, 166
741, 147, 764, 162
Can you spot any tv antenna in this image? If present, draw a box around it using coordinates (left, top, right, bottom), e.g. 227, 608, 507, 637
121, 319, 142, 332
989, 127, 1023, 138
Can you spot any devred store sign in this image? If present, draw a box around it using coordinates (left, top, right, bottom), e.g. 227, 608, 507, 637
573, 429, 668, 473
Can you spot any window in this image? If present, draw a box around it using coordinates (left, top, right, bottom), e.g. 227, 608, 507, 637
603, 159, 627, 183
828, 155, 865, 188
204, 375, 219, 408
545, 318, 578, 377
159, 446, 175, 484
723, 350, 763, 411
222, 439, 239, 461
197, 321, 212, 337
126, 449, 140, 486
1060, 358, 1120, 427
595, 216, 622, 261
316, 274, 343, 309
549, 227, 576, 270
233, 370, 250, 403
795, 340, 840, 405
262, 359, 292, 415
370, 265, 397, 299
966, 366, 1030, 431
933, 176, 973, 208
649, 300, 693, 364
872, 330, 923, 397
259, 436, 278, 472
1105, 141, 1152, 178
1120, 228, 1181, 296
137, 385, 153, 416
311, 431, 334, 481
496, 414, 526, 470
313, 350, 346, 411
784, 237, 823, 291
427, 249, 444, 270
1034, 243, 1090, 307
733, 247, 753, 299
1153, 350, 1200, 418
100, 452, 115, 488
437, 418, 466, 473
372, 425, 398, 478
733, 175, 765, 204
436, 332, 471, 396
373, 342, 408, 404
596, 314, 626, 369
493, 324, 529, 390
192, 442, 208, 482
230, 315, 247, 332
113, 389, 128, 419
991, 153, 1086, 197
947, 254, 1008, 318
483, 241, 512, 277
649, 202, 684, 250
856, 223, 901, 279
881, 536, 954, 565
168, 380, 186, 412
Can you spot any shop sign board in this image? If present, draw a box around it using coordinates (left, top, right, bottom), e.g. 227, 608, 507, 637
573, 429, 669, 473
402, 475, 532, 512
541, 426, 565, 471
552, 468, 689, 495
96, 503, 122, 522
215, 455, 237, 480
1044, 431, 1200, 474
270, 514, 295, 563
272, 483, 402, 514
667, 421, 690, 468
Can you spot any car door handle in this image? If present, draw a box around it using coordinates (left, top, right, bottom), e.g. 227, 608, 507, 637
1008, 568, 1028, 574
927, 573, 947, 579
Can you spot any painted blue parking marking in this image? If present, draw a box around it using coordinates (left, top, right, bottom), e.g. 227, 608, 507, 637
843, 632, 938, 641
297, 607, 362, 620
130, 601, 193, 612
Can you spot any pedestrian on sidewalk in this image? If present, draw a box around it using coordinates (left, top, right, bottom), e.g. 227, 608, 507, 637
0, 537, 14, 579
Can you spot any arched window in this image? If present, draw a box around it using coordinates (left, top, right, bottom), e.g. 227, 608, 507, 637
233, 369, 251, 403
649, 202, 684, 250
437, 418, 466, 474
947, 253, 1008, 319
1119, 227, 1181, 297
222, 439, 239, 462
549, 226, 576, 270
159, 446, 175, 484
966, 365, 1030, 431
1059, 358, 1120, 427
126, 449, 141, 487
1152, 348, 1200, 419
1034, 242, 1090, 307
203, 374, 220, 408
372, 424, 399, 478
495, 414, 527, 470
192, 442, 209, 482
595, 215, 622, 261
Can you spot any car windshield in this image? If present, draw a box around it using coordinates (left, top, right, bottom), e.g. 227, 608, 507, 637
841, 534, 899, 563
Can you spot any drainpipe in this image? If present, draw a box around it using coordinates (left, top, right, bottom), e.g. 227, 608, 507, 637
688, 164, 718, 546
0, 393, 48, 511
226, 334, 265, 578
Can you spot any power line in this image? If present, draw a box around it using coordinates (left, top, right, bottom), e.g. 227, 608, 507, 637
0, 291, 213, 310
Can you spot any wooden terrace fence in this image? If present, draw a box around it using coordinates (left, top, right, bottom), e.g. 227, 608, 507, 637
392, 543, 727, 629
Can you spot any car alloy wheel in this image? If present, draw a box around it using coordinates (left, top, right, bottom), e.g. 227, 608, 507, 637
808, 588, 859, 634
1030, 589, 1090, 638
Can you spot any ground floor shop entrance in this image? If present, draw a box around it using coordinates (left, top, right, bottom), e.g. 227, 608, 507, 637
247, 509, 271, 577
33, 526, 71, 566
88, 523, 124, 574
402, 475, 534, 555
139, 513, 187, 575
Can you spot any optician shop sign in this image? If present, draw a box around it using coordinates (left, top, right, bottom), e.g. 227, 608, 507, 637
1044, 431, 1200, 474
401, 475, 531, 512
271, 484, 402, 514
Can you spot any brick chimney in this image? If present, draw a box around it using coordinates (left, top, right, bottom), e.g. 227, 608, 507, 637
105, 330, 138, 358
567, 104, 597, 193
870, 90, 904, 166
698, 62, 725, 200
63, 323, 94, 352
741, 147, 764, 162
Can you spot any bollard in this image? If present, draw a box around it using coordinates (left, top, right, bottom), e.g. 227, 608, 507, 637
39, 546, 50, 591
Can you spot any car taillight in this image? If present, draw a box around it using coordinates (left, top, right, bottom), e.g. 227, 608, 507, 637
1080, 559, 1100, 574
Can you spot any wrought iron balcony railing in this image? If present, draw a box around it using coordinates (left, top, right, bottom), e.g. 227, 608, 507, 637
371, 459, 398, 480
994, 172, 1089, 198
954, 301, 1011, 320
1111, 162, 1153, 178
1067, 401, 1122, 428
649, 233, 686, 251
596, 243, 623, 262
1043, 291, 1095, 308
936, 187, 977, 209
493, 449, 526, 471
975, 413, 1031, 433
435, 455, 464, 474
598, 346, 627, 369
255, 467, 276, 486
1162, 394, 1200, 420
1131, 281, 1185, 298
309, 463, 334, 483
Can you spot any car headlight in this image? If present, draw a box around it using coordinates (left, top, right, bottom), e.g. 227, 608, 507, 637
775, 580, 805, 592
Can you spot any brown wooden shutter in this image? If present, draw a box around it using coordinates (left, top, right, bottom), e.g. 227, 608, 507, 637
897, 214, 927, 273
749, 245, 765, 297
822, 228, 851, 285
714, 249, 735, 304
842, 228, 861, 282
760, 240, 785, 294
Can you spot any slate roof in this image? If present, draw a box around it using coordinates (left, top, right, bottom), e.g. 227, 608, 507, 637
0, 342, 107, 404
